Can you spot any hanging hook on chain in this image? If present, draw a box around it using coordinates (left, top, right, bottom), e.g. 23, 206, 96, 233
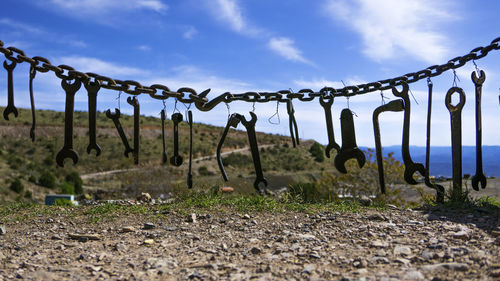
472, 60, 481, 75
380, 90, 389, 105
409, 88, 419, 105
116, 90, 122, 110
342, 80, 357, 117
225, 102, 231, 121
172, 99, 180, 115
452, 69, 460, 88
268, 100, 280, 125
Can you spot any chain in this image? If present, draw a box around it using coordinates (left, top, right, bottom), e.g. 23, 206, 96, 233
1, 36, 499, 112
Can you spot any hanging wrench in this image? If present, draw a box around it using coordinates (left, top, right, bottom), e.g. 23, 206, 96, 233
216, 113, 241, 181
471, 70, 487, 190
286, 99, 300, 147
319, 95, 340, 158
127, 96, 140, 165
238, 112, 268, 193
334, 108, 366, 173
29, 65, 36, 141
372, 99, 404, 194
446, 87, 466, 194
3, 60, 18, 120
392, 82, 426, 184
56, 78, 82, 167
161, 109, 167, 164
170, 112, 183, 166
106, 109, 133, 157
85, 80, 102, 156
187, 110, 194, 189
424, 80, 445, 203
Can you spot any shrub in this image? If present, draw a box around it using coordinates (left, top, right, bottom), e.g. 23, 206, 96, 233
309, 142, 325, 162
59, 182, 75, 194
198, 166, 213, 176
222, 153, 252, 168
43, 156, 54, 166
65, 171, 83, 194
9, 178, 24, 194
24, 190, 32, 199
39, 171, 56, 188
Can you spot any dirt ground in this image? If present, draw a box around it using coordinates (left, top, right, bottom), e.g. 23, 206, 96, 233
0, 204, 499, 281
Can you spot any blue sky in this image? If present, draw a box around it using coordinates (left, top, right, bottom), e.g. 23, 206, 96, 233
0, 0, 499, 147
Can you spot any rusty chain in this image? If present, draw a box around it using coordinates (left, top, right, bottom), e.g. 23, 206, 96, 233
0, 37, 499, 112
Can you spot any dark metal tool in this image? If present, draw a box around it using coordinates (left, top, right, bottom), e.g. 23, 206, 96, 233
28, 65, 36, 141
216, 113, 241, 181
170, 112, 183, 166
373, 99, 404, 194
85, 80, 102, 156
471, 70, 487, 191
127, 96, 140, 165
106, 109, 133, 157
56, 78, 82, 167
424, 80, 445, 203
445, 87, 466, 194
161, 109, 167, 164
187, 110, 194, 189
334, 108, 365, 174
392, 82, 426, 184
3, 60, 18, 120
319, 95, 340, 158
238, 112, 268, 193
286, 99, 299, 147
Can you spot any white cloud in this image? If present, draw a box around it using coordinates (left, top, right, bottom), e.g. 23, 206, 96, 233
212, 0, 246, 33
324, 0, 456, 63
57, 56, 148, 77
268, 37, 314, 65
48, 0, 168, 14
137, 45, 151, 51
183, 26, 198, 40
0, 18, 43, 34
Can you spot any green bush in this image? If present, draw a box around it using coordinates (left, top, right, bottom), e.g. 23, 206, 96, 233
24, 190, 32, 199
43, 156, 54, 166
65, 171, 83, 194
198, 166, 213, 176
59, 182, 75, 194
222, 153, 252, 167
39, 171, 56, 188
309, 142, 325, 162
9, 178, 24, 194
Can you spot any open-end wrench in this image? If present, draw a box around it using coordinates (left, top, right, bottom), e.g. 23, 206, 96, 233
319, 95, 340, 158
471, 70, 487, 190
237, 112, 268, 193
372, 99, 404, 194
446, 87, 466, 194
29, 66, 36, 141
392, 82, 426, 184
3, 60, 18, 120
56, 78, 82, 167
106, 109, 133, 157
216, 113, 241, 181
334, 108, 366, 173
170, 112, 183, 166
127, 96, 140, 165
187, 110, 194, 189
161, 109, 167, 164
85, 80, 102, 156
424, 80, 445, 203
286, 99, 300, 147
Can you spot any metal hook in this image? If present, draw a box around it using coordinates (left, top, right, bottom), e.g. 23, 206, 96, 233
472, 60, 481, 76
116, 91, 121, 110
225, 102, 231, 121
452, 69, 460, 88
380, 90, 389, 105
268, 100, 280, 125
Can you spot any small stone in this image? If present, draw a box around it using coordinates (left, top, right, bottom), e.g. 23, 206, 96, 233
242, 214, 251, 220
137, 192, 151, 202
491, 230, 500, 237
358, 195, 372, 206
121, 226, 136, 233
309, 252, 321, 259
451, 231, 468, 240
143, 223, 155, 230
51, 235, 62, 240
395, 258, 411, 265
422, 262, 469, 272
370, 240, 389, 248
386, 204, 398, 210
420, 250, 435, 260
114, 243, 127, 252
143, 239, 155, 245
367, 213, 385, 221
68, 233, 101, 241
403, 270, 424, 280
250, 247, 262, 254
0, 225, 6, 235
393, 245, 412, 256
186, 213, 197, 223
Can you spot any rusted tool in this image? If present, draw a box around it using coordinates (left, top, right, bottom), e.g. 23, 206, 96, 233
392, 82, 426, 184
187, 110, 194, 189
127, 96, 140, 165
3, 60, 18, 120
161, 109, 167, 164
106, 109, 133, 157
471, 70, 487, 191
28, 66, 36, 141
319, 95, 340, 158
286, 99, 299, 147
85, 80, 102, 156
56, 78, 82, 167
445, 87, 466, 194
373, 99, 404, 194
216, 113, 241, 181
238, 112, 268, 193
334, 108, 365, 174
170, 112, 183, 166
424, 80, 444, 202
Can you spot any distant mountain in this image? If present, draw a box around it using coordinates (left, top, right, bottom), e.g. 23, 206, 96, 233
362, 146, 500, 177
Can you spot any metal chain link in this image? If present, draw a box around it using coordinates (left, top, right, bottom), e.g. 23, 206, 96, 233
0, 37, 499, 111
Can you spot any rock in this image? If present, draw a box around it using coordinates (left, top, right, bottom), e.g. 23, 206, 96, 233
451, 231, 468, 240
352, 258, 367, 268
395, 258, 411, 265
250, 247, 262, 254
367, 213, 385, 221
143, 223, 155, 230
68, 233, 101, 241
143, 239, 155, 245
370, 240, 389, 248
386, 204, 398, 210
491, 230, 500, 237
309, 252, 321, 259
358, 195, 372, 206
403, 270, 424, 280
0, 225, 5, 235
242, 214, 251, 220
121, 226, 136, 233
137, 192, 151, 202
186, 213, 197, 223
393, 245, 412, 256
114, 243, 127, 252
422, 262, 469, 272
420, 250, 435, 260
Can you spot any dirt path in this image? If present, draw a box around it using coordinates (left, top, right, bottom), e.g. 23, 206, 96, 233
0, 206, 498, 280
